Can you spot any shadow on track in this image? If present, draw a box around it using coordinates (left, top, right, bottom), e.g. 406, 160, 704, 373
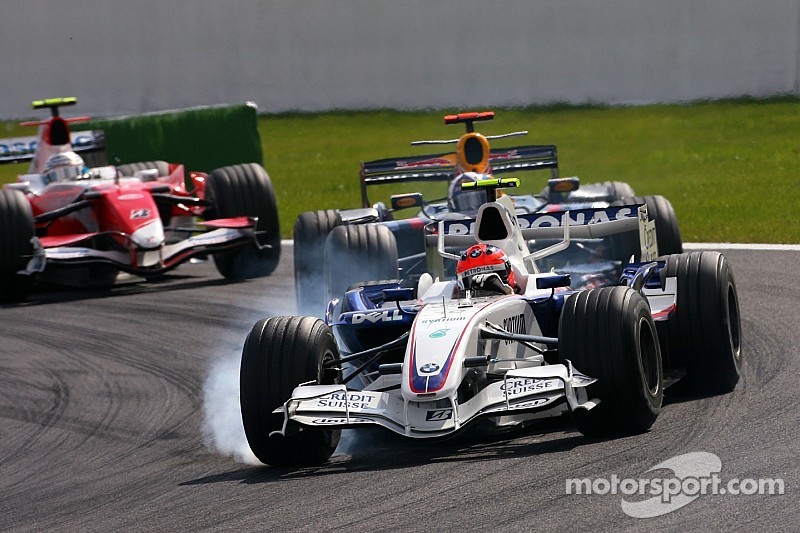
181, 418, 594, 486
0, 270, 239, 307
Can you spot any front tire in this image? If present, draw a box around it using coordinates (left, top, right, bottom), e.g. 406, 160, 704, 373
0, 189, 34, 303
240, 316, 341, 466
660, 251, 742, 394
205, 163, 281, 279
559, 286, 663, 436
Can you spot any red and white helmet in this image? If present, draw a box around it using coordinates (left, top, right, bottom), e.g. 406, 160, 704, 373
456, 243, 515, 291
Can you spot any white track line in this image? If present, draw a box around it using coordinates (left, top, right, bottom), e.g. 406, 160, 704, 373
683, 242, 800, 251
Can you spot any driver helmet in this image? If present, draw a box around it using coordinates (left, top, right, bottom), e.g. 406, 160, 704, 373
43, 151, 86, 184
448, 171, 487, 213
456, 243, 516, 291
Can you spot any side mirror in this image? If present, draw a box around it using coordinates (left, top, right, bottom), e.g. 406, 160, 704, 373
547, 176, 580, 195
391, 193, 424, 210
382, 287, 415, 302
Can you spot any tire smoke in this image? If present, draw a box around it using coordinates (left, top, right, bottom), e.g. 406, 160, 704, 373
201, 349, 260, 465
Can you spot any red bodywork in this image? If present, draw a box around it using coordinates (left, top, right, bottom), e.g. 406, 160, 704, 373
30, 164, 206, 245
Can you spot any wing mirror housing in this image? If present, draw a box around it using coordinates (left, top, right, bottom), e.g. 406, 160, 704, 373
391, 193, 424, 210
535, 274, 572, 290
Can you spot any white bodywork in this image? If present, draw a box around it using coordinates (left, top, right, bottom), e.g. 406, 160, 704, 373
277, 286, 597, 438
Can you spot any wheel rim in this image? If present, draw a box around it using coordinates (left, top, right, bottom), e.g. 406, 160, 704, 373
321, 347, 340, 385
638, 317, 660, 396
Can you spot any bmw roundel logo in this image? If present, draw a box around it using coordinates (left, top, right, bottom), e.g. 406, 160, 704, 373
420, 363, 440, 373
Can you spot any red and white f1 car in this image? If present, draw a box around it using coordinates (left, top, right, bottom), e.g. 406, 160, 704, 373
240, 179, 741, 467
0, 98, 280, 302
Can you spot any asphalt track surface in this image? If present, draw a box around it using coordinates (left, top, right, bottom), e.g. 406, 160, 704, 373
1, 245, 797, 532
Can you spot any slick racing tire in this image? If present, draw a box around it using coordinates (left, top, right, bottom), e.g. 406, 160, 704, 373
206, 163, 281, 279
115, 160, 169, 178
610, 195, 683, 261
240, 316, 341, 466
323, 224, 399, 304
559, 286, 663, 437
293, 210, 342, 316
0, 189, 35, 303
659, 251, 742, 395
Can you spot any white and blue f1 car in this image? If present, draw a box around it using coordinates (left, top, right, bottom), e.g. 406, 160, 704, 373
240, 183, 741, 466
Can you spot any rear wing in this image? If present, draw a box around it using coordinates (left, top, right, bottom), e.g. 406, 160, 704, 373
438, 205, 644, 242
0, 131, 105, 165
359, 144, 559, 207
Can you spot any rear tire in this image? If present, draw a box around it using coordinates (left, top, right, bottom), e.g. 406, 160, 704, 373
559, 286, 663, 436
660, 251, 742, 394
323, 224, 399, 303
0, 189, 34, 303
205, 163, 281, 279
240, 316, 341, 466
293, 210, 342, 316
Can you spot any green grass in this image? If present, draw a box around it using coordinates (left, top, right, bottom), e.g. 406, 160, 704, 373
3, 98, 799, 243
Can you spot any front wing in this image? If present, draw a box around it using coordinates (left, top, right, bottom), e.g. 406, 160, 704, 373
22, 217, 261, 276
271, 363, 597, 439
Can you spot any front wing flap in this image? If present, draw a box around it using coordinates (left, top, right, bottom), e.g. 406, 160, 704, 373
271, 363, 597, 439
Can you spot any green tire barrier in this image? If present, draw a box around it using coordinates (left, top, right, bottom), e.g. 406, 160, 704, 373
73, 102, 262, 173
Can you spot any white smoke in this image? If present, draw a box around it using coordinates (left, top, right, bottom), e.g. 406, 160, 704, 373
201, 349, 359, 464
201, 349, 260, 465
332, 429, 356, 458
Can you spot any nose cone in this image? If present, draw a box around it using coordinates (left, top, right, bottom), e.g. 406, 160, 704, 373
131, 219, 165, 249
